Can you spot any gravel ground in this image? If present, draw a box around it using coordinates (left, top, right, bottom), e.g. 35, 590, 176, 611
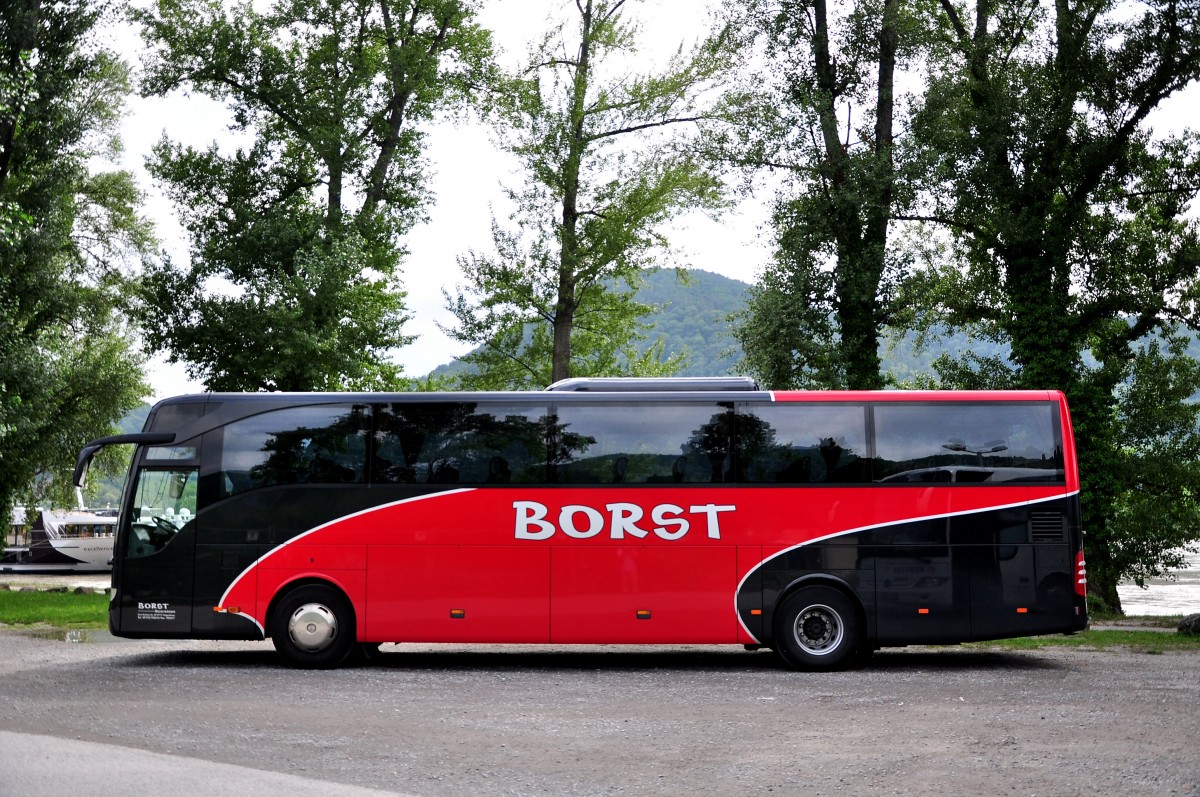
0, 629, 1197, 797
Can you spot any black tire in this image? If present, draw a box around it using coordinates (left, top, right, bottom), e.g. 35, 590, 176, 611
773, 586, 863, 671
270, 584, 356, 669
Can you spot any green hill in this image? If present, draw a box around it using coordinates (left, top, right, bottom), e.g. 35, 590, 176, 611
422, 267, 1023, 382
421, 268, 1038, 382
428, 268, 751, 380
634, 269, 750, 376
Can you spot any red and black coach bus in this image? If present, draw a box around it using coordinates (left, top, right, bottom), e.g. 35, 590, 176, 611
74, 377, 1087, 669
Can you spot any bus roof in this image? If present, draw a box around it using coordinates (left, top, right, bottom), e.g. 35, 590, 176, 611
149, 386, 1065, 411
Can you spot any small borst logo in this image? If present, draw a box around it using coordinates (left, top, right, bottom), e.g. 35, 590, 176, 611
138, 602, 170, 610
513, 500, 735, 541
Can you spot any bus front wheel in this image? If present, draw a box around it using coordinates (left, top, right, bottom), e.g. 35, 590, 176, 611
270, 584, 356, 669
773, 586, 863, 671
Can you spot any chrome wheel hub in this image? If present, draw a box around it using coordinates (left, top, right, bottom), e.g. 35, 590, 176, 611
288, 602, 338, 652
794, 604, 843, 656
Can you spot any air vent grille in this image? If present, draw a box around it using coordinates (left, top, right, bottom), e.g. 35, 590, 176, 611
1030, 512, 1065, 542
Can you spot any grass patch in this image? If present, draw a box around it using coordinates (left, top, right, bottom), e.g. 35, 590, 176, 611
967, 628, 1200, 654
0, 589, 108, 629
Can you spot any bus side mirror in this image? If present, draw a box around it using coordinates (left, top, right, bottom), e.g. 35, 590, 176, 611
169, 471, 188, 500
72, 444, 103, 488
72, 432, 179, 489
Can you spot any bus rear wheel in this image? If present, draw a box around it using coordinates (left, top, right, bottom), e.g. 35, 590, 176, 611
773, 586, 863, 671
270, 584, 356, 669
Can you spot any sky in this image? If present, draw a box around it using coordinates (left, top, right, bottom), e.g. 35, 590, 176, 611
105, 1, 1198, 401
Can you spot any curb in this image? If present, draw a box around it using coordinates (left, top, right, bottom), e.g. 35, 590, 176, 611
0, 582, 109, 595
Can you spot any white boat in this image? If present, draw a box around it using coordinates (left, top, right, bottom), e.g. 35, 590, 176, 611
1, 509, 117, 573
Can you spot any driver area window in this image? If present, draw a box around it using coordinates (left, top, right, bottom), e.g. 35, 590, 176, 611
127, 467, 198, 559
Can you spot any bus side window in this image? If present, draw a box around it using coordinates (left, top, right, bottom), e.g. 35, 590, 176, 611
374, 402, 549, 485
553, 403, 733, 484
735, 404, 869, 484
220, 405, 369, 497
873, 403, 1063, 483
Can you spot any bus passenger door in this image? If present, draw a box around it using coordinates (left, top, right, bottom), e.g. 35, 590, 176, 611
112, 466, 198, 636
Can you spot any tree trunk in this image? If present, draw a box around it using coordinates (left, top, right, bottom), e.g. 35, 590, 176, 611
551, 0, 595, 385
1086, 539, 1125, 615
809, 0, 895, 391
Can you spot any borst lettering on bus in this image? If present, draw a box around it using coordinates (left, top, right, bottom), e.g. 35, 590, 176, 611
135, 601, 177, 622
513, 501, 735, 540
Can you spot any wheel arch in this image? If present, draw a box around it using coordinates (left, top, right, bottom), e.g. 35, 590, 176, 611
766, 573, 868, 648
265, 575, 358, 641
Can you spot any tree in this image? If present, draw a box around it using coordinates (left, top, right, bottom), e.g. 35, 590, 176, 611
721, 0, 922, 389
133, 0, 495, 391
906, 0, 1200, 610
1108, 333, 1200, 595
442, 0, 731, 389
0, 0, 150, 522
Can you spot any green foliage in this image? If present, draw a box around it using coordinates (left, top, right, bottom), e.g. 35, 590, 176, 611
140, 232, 410, 391
442, 0, 733, 388
1106, 333, 1200, 590
732, 246, 842, 390
133, 0, 496, 391
1, 0, 150, 523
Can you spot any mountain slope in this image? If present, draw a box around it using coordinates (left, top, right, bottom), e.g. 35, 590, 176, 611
427, 268, 751, 379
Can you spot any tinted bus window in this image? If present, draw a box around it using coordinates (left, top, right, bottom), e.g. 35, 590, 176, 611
220, 405, 369, 497
737, 404, 869, 483
553, 402, 734, 483
374, 402, 549, 484
127, 467, 198, 558
874, 403, 1063, 483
